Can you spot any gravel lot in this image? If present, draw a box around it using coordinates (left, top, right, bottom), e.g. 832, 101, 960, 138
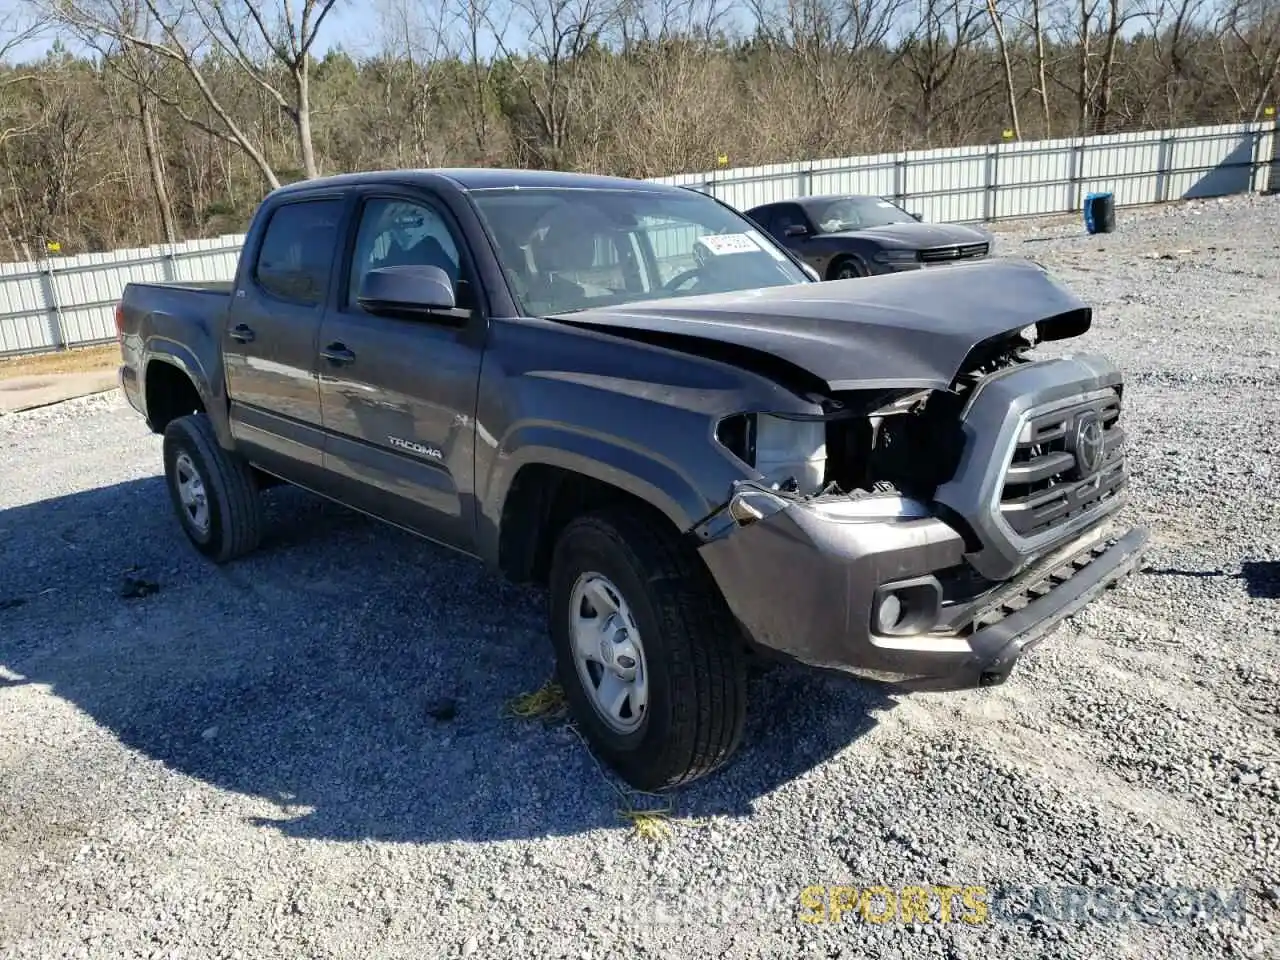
2, 194, 1278, 959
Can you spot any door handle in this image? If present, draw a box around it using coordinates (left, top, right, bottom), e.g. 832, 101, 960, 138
229, 323, 255, 343
320, 342, 356, 365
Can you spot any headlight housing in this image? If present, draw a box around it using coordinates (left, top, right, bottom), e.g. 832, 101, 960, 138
715, 412, 827, 495
872, 249, 919, 265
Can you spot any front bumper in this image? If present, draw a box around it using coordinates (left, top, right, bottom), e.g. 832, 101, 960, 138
695, 491, 1148, 691
876, 255, 992, 275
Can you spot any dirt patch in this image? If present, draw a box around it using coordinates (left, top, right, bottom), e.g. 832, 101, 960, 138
0, 345, 118, 381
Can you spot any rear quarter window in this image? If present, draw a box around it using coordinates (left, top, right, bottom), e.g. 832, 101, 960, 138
254, 199, 344, 306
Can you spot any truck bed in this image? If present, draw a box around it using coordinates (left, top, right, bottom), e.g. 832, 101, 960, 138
132, 279, 234, 296
117, 280, 235, 418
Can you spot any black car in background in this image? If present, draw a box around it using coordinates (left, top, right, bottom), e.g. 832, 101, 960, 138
745, 195, 995, 281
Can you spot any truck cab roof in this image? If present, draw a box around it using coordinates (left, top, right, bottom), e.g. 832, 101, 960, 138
268, 168, 690, 198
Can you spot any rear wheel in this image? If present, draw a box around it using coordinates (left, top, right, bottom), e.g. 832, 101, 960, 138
162, 413, 264, 563
548, 507, 748, 791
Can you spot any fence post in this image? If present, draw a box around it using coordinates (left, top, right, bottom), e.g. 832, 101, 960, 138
1155, 134, 1173, 204
41, 255, 67, 351
798, 168, 812, 197
893, 155, 907, 207
1067, 140, 1084, 213
1247, 122, 1263, 194
163, 244, 178, 282
984, 144, 999, 221
1269, 114, 1280, 194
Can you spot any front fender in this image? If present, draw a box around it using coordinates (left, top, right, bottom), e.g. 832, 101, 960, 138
470, 316, 826, 568
492, 422, 710, 534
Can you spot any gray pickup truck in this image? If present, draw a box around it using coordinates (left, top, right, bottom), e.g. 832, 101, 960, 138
116, 169, 1147, 790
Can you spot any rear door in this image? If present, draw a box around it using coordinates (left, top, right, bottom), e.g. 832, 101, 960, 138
316, 189, 486, 553
224, 195, 347, 482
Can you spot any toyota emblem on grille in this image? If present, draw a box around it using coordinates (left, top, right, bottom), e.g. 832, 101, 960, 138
1072, 413, 1105, 476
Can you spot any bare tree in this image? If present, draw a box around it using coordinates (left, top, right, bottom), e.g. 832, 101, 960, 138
583, 1, 739, 174
985, 0, 1022, 138
1216, 0, 1280, 120
1054, 0, 1148, 134
0, 7, 52, 258
451, 0, 501, 159
1144, 0, 1209, 125
487, 0, 623, 169
8, 0, 1280, 260
1027, 0, 1053, 136
194, 0, 342, 178
362, 0, 458, 167
55, 1, 181, 241
618, 0, 734, 44
898, 0, 991, 146
46, 0, 284, 186
747, 0, 907, 156
0, 6, 51, 149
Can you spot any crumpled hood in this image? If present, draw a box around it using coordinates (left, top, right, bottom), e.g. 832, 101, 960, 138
551, 258, 1090, 392
827, 221, 991, 248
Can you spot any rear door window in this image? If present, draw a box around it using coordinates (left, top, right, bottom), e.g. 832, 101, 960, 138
254, 200, 344, 306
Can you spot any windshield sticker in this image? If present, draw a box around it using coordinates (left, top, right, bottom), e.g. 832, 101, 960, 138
746, 229, 788, 261
695, 233, 762, 257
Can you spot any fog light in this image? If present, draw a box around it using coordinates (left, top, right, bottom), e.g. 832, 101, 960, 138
876, 593, 904, 632
870, 576, 944, 637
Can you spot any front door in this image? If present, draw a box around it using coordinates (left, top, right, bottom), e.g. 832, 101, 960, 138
773, 203, 825, 273
317, 192, 485, 553
223, 196, 345, 482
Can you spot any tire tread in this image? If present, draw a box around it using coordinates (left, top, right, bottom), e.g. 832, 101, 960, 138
561, 507, 747, 790
164, 414, 264, 563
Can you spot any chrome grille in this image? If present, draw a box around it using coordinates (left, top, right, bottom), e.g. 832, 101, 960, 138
919, 242, 989, 264
999, 391, 1125, 539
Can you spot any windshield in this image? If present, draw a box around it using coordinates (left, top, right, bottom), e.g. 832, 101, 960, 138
468, 187, 809, 316
809, 197, 916, 234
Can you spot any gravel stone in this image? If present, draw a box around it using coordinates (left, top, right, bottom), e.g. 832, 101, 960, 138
2, 194, 1279, 957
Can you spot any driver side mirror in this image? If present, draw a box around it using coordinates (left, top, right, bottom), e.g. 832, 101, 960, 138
783, 223, 809, 237
910, 211, 924, 221
357, 265, 466, 321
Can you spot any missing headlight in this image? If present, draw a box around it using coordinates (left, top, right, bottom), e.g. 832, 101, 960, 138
715, 413, 754, 464
714, 412, 828, 496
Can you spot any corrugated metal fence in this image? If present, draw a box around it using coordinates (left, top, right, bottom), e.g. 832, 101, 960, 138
0, 235, 243, 356
652, 120, 1276, 221
3, 119, 1275, 356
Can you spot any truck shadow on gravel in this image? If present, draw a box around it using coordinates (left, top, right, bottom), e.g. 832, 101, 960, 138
0, 479, 894, 844
1141, 560, 1280, 599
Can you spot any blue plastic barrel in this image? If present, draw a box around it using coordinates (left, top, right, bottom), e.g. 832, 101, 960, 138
1084, 192, 1116, 234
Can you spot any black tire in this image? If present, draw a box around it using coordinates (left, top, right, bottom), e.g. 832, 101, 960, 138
548, 506, 748, 791
162, 413, 265, 563
830, 256, 868, 280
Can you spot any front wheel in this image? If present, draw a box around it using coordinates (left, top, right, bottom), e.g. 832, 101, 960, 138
548, 507, 748, 791
830, 256, 868, 280
162, 413, 265, 563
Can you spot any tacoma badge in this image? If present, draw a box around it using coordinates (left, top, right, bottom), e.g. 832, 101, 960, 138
388, 436, 443, 461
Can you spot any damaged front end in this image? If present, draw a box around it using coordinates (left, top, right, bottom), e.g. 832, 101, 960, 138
692, 328, 1149, 690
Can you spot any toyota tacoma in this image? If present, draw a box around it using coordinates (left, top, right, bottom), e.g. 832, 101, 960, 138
115, 169, 1147, 791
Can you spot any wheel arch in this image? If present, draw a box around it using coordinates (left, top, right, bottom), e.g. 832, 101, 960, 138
494, 451, 706, 586
826, 251, 868, 280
